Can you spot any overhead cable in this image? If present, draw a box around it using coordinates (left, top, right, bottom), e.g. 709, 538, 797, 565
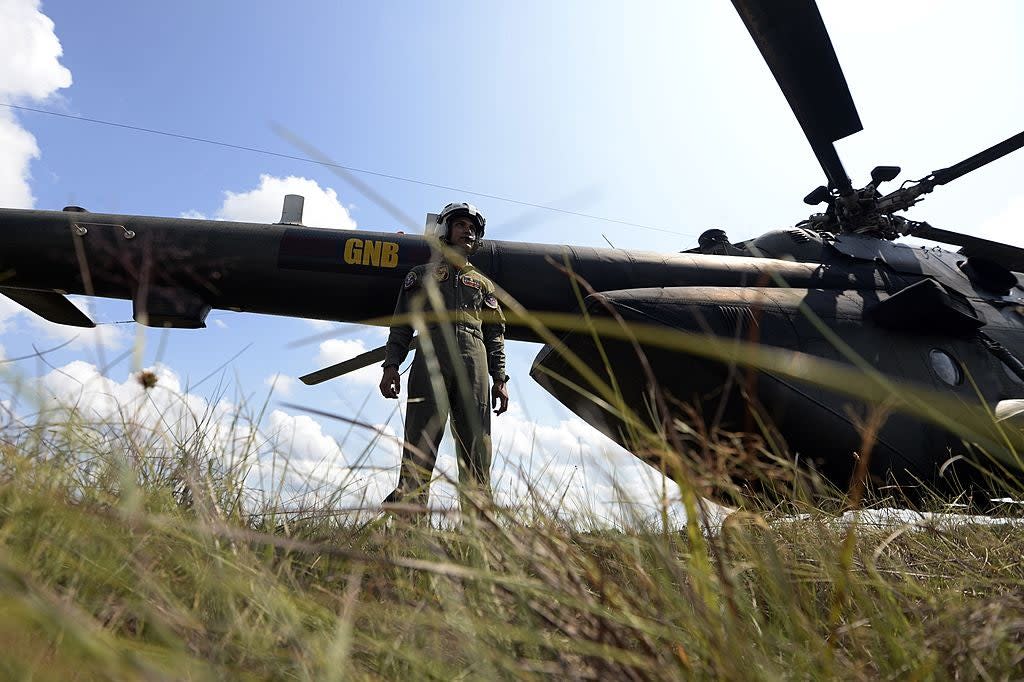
1, 102, 697, 237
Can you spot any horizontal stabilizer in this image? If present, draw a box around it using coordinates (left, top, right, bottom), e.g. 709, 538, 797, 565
0, 288, 95, 328
300, 336, 418, 385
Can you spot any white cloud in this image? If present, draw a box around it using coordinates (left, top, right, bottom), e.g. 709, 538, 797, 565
316, 337, 367, 365
0, 112, 41, 208
36, 361, 216, 433
215, 175, 356, 229
0, 0, 73, 100
266, 409, 344, 464
4, 355, 695, 525
264, 372, 296, 397
485, 402, 681, 525
0, 0, 72, 208
8, 359, 395, 512
255, 408, 396, 508
0, 294, 24, 335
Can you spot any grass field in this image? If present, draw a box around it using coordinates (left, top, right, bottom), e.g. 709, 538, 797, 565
2, 375, 1023, 682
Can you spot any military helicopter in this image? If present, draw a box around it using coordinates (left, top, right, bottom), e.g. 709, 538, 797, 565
2, 0, 1024, 502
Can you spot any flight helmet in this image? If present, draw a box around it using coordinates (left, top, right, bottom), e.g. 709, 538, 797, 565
438, 202, 486, 252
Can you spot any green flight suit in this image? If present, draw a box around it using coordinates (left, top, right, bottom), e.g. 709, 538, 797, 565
382, 260, 507, 505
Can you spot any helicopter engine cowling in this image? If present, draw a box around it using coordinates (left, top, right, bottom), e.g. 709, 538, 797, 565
746, 227, 829, 262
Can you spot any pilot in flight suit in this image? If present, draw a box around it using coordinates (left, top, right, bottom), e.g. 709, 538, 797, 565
379, 202, 509, 508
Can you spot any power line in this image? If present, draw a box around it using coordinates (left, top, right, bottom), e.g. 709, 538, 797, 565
1, 102, 698, 238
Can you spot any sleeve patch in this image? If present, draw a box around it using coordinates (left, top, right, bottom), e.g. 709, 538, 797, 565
484, 294, 499, 309
403, 270, 418, 290
434, 265, 450, 282
460, 275, 482, 290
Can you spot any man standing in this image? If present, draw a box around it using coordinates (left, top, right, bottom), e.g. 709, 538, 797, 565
379, 202, 509, 509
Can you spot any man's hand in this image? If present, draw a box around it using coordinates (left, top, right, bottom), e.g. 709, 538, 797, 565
491, 380, 509, 415
380, 366, 401, 399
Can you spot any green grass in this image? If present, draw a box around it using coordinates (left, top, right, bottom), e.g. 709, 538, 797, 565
1, 389, 1023, 682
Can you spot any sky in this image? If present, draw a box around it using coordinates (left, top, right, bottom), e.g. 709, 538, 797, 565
0, 0, 1022, 523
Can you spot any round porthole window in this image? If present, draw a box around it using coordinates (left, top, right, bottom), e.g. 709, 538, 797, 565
929, 349, 962, 386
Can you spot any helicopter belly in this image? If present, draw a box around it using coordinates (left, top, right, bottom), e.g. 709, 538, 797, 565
530, 285, 1003, 498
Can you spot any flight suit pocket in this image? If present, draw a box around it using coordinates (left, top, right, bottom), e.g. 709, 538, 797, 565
459, 275, 484, 319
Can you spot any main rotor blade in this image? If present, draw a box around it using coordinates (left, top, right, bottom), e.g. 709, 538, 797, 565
876, 130, 1024, 214
299, 336, 418, 386
731, 0, 862, 192
909, 223, 1024, 272
930, 130, 1024, 187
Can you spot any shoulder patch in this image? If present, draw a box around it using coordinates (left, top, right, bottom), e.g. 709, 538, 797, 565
434, 265, 450, 282
483, 294, 499, 309
403, 270, 418, 290
460, 275, 482, 290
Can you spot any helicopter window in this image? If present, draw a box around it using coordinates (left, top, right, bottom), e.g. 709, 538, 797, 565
929, 349, 962, 386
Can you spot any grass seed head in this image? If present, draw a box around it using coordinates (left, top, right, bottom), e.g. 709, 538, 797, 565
136, 370, 159, 390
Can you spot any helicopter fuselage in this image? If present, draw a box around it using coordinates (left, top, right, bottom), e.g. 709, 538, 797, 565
3, 206, 1024, 499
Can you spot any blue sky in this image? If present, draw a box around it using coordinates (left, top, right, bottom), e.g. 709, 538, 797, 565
1, 0, 1023, 520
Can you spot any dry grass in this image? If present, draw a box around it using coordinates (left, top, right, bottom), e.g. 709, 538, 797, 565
0, 388, 1022, 682
2, 269, 1023, 679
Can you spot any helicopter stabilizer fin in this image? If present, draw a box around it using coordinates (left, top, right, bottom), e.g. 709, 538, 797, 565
0, 288, 95, 328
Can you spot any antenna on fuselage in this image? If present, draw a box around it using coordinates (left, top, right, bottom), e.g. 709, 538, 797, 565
424, 212, 442, 237
276, 194, 305, 225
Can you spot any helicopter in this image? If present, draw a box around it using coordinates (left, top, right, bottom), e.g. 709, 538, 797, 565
2, 0, 1024, 503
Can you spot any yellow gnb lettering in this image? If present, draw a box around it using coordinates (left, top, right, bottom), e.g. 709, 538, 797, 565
343, 238, 399, 269
362, 240, 381, 266
343, 238, 362, 264
380, 241, 399, 268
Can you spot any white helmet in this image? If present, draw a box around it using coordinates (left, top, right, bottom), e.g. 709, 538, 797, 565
438, 202, 486, 251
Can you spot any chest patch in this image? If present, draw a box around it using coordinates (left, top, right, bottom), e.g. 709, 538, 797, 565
483, 294, 499, 309
434, 265, 450, 282
403, 270, 418, 290
460, 275, 482, 290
